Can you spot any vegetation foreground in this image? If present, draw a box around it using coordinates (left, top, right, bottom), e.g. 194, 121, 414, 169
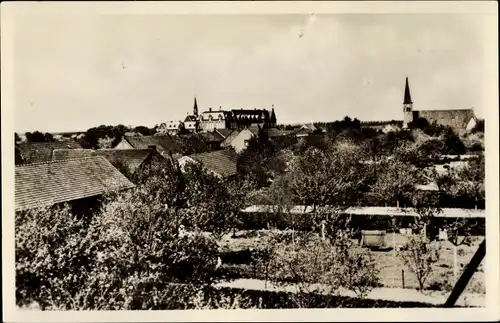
16, 123, 485, 310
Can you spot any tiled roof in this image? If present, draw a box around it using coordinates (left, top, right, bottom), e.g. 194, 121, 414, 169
241, 205, 485, 218
215, 128, 233, 139
189, 150, 238, 177
416, 109, 476, 130
221, 130, 241, 147
52, 148, 95, 160
52, 148, 157, 174
247, 126, 260, 136
123, 135, 182, 158
17, 141, 83, 164
15, 156, 135, 211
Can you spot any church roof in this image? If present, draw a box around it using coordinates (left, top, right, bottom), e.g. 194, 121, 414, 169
404, 77, 413, 104
416, 109, 476, 130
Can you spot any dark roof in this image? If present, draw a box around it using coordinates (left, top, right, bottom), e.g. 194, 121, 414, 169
188, 150, 238, 177
231, 109, 270, 120
221, 130, 241, 147
15, 156, 135, 211
184, 115, 197, 122
52, 148, 95, 160
416, 109, 476, 130
215, 128, 233, 139
17, 141, 82, 164
247, 126, 260, 136
404, 77, 412, 104
196, 131, 225, 143
123, 135, 182, 157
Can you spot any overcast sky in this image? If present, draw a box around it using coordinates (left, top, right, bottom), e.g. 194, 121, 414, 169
13, 13, 489, 133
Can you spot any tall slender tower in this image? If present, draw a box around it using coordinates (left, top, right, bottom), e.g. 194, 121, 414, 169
402, 77, 413, 129
193, 97, 199, 117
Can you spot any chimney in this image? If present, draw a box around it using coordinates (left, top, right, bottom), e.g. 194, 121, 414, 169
148, 145, 157, 152
219, 106, 222, 110
209, 108, 212, 112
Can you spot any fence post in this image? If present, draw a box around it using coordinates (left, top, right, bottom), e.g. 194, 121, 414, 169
402, 269, 405, 289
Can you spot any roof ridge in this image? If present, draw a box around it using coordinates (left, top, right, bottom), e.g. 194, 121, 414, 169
16, 155, 106, 167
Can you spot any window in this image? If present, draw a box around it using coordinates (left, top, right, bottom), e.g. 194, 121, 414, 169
244, 140, 249, 147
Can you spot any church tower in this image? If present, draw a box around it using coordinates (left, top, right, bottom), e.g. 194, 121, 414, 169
193, 97, 199, 117
402, 77, 413, 129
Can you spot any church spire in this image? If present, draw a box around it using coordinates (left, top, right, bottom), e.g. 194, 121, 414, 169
404, 77, 413, 104
193, 97, 199, 117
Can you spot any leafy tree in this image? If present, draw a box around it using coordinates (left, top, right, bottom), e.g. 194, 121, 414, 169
15, 132, 21, 143
25, 131, 46, 142
44, 132, 54, 142
97, 136, 114, 149
371, 159, 420, 207
399, 234, 441, 291
441, 128, 466, 155
132, 125, 154, 136
287, 141, 366, 208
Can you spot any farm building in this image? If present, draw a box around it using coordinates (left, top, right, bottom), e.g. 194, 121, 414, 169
178, 149, 238, 178
15, 141, 83, 165
15, 156, 135, 215
51, 147, 165, 176
114, 134, 183, 159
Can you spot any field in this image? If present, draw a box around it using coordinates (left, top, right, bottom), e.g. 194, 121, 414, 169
217, 230, 485, 295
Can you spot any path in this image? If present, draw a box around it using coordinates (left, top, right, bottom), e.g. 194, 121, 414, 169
215, 278, 485, 307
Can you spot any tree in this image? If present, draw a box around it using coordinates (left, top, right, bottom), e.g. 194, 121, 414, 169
44, 132, 54, 142
399, 234, 441, 291
132, 125, 154, 136
371, 159, 420, 207
97, 136, 114, 149
15, 132, 21, 143
441, 128, 466, 155
287, 141, 366, 208
25, 131, 46, 142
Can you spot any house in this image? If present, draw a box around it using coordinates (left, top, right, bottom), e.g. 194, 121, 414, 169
199, 107, 232, 132
223, 126, 260, 153
156, 120, 183, 135
52, 147, 165, 175
15, 141, 83, 165
214, 128, 233, 139
220, 130, 241, 149
15, 156, 135, 214
178, 150, 238, 178
196, 131, 225, 150
114, 135, 183, 159
402, 77, 478, 132
381, 124, 400, 134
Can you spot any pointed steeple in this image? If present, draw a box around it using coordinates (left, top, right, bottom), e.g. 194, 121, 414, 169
193, 97, 199, 117
270, 105, 277, 124
404, 77, 412, 104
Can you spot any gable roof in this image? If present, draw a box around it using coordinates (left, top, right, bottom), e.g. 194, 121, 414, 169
247, 126, 261, 136
52, 148, 161, 174
15, 156, 135, 211
17, 141, 83, 164
184, 115, 197, 122
122, 135, 182, 158
416, 109, 476, 130
215, 128, 233, 139
188, 150, 238, 177
221, 130, 241, 147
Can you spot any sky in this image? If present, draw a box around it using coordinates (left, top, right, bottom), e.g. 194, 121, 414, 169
13, 12, 490, 133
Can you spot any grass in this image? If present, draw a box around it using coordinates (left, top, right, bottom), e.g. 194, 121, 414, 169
218, 230, 485, 294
